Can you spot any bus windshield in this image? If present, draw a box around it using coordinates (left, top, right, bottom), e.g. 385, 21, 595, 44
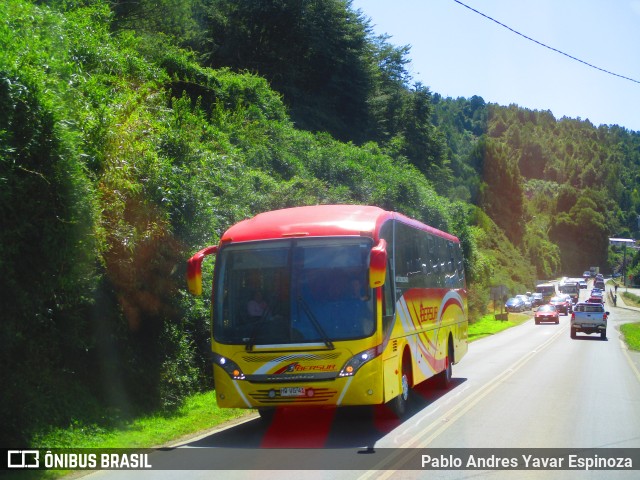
214, 237, 375, 347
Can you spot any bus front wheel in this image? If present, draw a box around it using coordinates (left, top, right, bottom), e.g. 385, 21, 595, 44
390, 356, 412, 418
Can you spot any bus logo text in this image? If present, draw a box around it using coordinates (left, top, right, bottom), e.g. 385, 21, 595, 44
420, 303, 439, 323
274, 362, 336, 374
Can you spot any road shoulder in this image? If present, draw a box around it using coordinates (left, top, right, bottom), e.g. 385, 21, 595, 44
611, 292, 640, 382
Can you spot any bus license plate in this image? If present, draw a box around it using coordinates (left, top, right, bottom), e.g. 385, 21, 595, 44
280, 387, 305, 397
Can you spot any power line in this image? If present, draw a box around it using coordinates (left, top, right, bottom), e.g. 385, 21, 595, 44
453, 0, 640, 85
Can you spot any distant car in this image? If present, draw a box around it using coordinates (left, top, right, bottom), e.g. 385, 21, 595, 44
505, 297, 525, 313
560, 292, 574, 306
578, 280, 587, 289
531, 292, 544, 307
583, 271, 591, 280
587, 295, 605, 305
594, 279, 605, 290
535, 304, 559, 324
516, 294, 532, 310
590, 289, 604, 304
549, 295, 571, 315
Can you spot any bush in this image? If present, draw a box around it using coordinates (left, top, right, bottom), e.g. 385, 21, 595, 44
0, 71, 101, 445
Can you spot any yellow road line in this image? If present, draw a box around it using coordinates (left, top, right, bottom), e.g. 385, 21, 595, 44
359, 323, 567, 479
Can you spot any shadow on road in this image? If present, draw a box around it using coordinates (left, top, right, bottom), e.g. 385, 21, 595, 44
186, 376, 467, 450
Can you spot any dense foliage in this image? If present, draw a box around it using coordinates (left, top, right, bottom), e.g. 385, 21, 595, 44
432, 96, 640, 277
1, 0, 638, 446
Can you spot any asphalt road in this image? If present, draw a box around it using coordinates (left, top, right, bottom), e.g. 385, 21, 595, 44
86, 284, 640, 480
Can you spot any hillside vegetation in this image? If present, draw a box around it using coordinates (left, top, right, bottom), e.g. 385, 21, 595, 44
1, 0, 639, 447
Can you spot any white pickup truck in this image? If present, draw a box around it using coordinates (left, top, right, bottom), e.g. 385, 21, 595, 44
570, 302, 609, 339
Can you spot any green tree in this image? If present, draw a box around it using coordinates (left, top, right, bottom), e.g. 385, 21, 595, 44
476, 138, 525, 245
199, 0, 373, 142
0, 73, 101, 445
550, 196, 609, 273
523, 217, 561, 277
399, 83, 451, 191
365, 34, 412, 142
112, 0, 202, 46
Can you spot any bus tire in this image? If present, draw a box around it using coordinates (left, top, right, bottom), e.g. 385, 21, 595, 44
390, 354, 412, 418
437, 339, 454, 389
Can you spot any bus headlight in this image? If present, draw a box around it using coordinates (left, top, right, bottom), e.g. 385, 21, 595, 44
212, 352, 245, 380
339, 346, 380, 377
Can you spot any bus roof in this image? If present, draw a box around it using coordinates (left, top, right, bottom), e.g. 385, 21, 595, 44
219, 205, 459, 244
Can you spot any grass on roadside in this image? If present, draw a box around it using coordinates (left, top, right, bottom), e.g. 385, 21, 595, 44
622, 291, 640, 308
621, 323, 640, 351
19, 391, 248, 479
468, 312, 530, 342
32, 390, 248, 450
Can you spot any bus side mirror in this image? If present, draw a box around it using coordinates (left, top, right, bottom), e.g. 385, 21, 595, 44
186, 246, 218, 296
369, 239, 387, 288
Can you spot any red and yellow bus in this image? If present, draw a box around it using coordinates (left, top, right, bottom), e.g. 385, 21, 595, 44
187, 205, 468, 418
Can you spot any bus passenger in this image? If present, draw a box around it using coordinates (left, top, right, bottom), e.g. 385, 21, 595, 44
247, 290, 267, 318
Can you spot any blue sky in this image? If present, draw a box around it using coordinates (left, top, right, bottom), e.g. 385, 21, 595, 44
352, 0, 640, 132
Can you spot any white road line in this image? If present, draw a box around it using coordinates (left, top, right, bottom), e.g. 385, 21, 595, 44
358, 323, 567, 479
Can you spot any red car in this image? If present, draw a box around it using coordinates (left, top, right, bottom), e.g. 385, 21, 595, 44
535, 304, 559, 324
549, 296, 571, 315
587, 296, 605, 305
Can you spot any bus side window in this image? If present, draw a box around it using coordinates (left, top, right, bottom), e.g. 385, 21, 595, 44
435, 237, 445, 287
456, 243, 465, 287
447, 242, 456, 274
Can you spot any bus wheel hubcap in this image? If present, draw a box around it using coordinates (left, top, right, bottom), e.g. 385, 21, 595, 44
401, 374, 409, 400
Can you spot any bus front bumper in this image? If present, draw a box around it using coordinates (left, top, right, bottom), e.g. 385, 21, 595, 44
213, 359, 384, 409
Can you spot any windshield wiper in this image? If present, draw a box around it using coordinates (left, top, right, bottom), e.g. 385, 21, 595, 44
297, 296, 334, 350
243, 304, 274, 351
243, 324, 257, 352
